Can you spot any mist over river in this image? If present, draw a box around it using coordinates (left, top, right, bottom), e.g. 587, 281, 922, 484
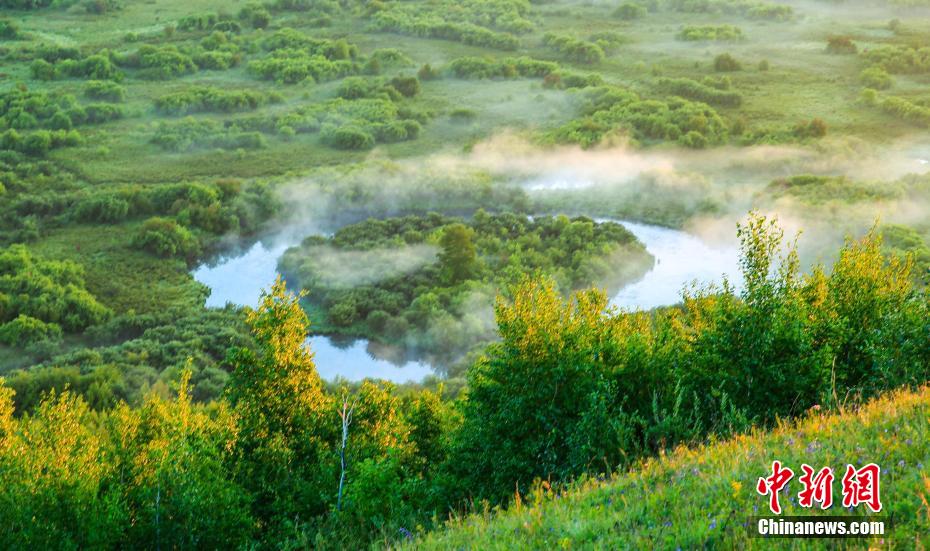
193, 219, 740, 383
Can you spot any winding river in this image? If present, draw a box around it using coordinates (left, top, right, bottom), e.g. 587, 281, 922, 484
192, 219, 740, 383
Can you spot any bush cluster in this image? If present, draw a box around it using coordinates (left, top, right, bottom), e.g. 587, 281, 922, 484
825, 35, 857, 55
551, 85, 729, 148
83, 80, 126, 102
657, 77, 742, 107
154, 86, 279, 115
0, 244, 110, 343
446, 56, 558, 79
151, 118, 266, 151
542, 33, 606, 64
677, 24, 744, 41
862, 45, 930, 74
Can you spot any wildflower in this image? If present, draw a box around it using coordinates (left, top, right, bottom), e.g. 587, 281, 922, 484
898, 460, 905, 468
664, 520, 672, 527
398, 527, 413, 540
709, 519, 717, 530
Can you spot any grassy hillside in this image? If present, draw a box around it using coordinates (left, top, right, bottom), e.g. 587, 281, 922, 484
408, 386, 930, 549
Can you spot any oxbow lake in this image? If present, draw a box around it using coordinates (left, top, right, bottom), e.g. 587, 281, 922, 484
192, 219, 740, 383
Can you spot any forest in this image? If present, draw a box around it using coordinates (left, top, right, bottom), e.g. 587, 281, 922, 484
0, 0, 929, 547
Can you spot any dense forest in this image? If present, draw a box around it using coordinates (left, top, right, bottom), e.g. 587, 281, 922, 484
0, 0, 929, 547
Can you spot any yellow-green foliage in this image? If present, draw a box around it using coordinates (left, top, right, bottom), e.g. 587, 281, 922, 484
408, 385, 930, 549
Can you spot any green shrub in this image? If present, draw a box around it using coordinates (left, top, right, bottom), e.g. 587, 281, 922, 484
0, 244, 110, 333
825, 35, 857, 55
614, 2, 646, 19
677, 24, 743, 41
0, 315, 62, 346
118, 45, 197, 80
860, 67, 893, 89
83, 80, 126, 102
862, 45, 930, 74
657, 77, 742, 107
154, 87, 271, 115
320, 124, 375, 150
390, 76, 420, 97
0, 18, 20, 40
713, 53, 742, 71
132, 217, 200, 259
238, 2, 271, 28
542, 33, 605, 64
446, 56, 558, 79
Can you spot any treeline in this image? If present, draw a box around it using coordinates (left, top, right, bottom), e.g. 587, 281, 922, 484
2, 215, 928, 548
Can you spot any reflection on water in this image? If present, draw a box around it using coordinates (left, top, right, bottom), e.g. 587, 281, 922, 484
193, 241, 290, 308
606, 220, 741, 310
310, 336, 434, 383
192, 219, 740, 383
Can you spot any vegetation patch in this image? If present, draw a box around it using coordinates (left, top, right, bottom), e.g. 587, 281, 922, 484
279, 212, 652, 360
677, 24, 744, 41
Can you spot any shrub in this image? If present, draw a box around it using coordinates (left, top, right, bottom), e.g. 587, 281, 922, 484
83, 80, 126, 102
542, 33, 605, 64
793, 117, 828, 138
826, 35, 857, 55
0, 315, 62, 346
0, 244, 109, 333
132, 217, 200, 258
83, 103, 123, 124
657, 77, 742, 107
859, 67, 893, 90
389, 76, 420, 97
446, 56, 558, 79
0, 18, 20, 40
878, 95, 930, 127
418, 64, 440, 80
238, 3, 271, 28
678, 24, 743, 41
320, 124, 375, 150
154, 87, 271, 115
713, 53, 742, 71
614, 2, 646, 19
862, 45, 930, 74
120, 45, 197, 80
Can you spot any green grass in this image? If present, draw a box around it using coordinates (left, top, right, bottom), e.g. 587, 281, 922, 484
407, 386, 930, 549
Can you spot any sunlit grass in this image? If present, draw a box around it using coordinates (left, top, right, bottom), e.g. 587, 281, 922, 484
409, 386, 930, 549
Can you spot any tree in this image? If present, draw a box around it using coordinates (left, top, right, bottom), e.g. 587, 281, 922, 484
336, 390, 358, 511
438, 223, 477, 284
225, 277, 335, 532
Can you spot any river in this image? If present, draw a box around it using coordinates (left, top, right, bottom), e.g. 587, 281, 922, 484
192, 219, 740, 383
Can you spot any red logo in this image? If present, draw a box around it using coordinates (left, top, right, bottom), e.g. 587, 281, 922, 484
756, 461, 882, 514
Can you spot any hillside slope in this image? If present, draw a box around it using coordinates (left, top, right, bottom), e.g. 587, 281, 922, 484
407, 387, 930, 549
